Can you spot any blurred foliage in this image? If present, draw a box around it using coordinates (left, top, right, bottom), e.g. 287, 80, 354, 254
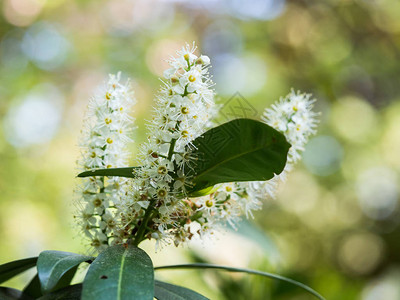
1, 0, 400, 299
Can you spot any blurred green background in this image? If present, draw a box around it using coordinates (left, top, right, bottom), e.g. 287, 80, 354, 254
1, 0, 400, 299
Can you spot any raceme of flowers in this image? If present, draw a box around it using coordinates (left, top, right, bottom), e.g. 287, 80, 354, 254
75, 44, 318, 253
74, 73, 135, 252
245, 90, 319, 201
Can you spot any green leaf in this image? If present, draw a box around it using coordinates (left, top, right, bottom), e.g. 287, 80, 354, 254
37, 284, 82, 300
0, 287, 34, 300
0, 257, 38, 284
154, 280, 209, 300
23, 274, 42, 298
154, 263, 325, 300
37, 250, 93, 294
188, 185, 220, 197
77, 167, 138, 178
187, 118, 291, 193
52, 265, 79, 291
82, 245, 154, 300
24, 268, 79, 298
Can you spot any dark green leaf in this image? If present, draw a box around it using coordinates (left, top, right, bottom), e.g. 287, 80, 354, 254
187, 118, 291, 193
0, 287, 34, 300
0, 257, 38, 284
24, 267, 79, 298
23, 274, 42, 298
37, 250, 93, 294
154, 263, 325, 300
52, 265, 79, 291
154, 280, 209, 300
37, 284, 82, 300
82, 245, 154, 300
77, 167, 138, 178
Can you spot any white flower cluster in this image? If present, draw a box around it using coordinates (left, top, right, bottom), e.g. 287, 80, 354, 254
247, 90, 319, 200
75, 73, 135, 252
117, 44, 216, 248
75, 44, 318, 252
192, 183, 256, 230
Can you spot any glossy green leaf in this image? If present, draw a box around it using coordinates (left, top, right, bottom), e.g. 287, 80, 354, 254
52, 265, 79, 291
0, 257, 38, 284
37, 250, 93, 294
23, 274, 42, 298
154, 280, 209, 300
24, 267, 79, 298
37, 284, 82, 300
155, 263, 325, 300
187, 118, 291, 193
82, 245, 154, 300
0, 287, 34, 300
77, 167, 138, 178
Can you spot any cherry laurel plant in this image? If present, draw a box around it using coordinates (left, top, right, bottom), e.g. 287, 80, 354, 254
0, 44, 324, 300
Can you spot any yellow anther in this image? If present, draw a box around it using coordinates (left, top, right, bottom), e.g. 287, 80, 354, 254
105, 118, 112, 124
205, 200, 213, 207
158, 189, 167, 198
90, 152, 96, 158
181, 130, 188, 138
106, 92, 112, 100
188, 75, 196, 82
106, 138, 113, 144
107, 164, 112, 168
181, 107, 189, 114
225, 186, 232, 192
158, 166, 167, 175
